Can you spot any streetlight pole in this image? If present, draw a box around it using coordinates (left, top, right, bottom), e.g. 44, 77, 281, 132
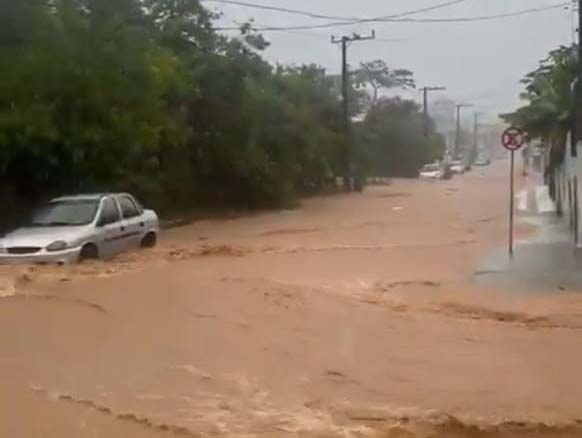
472, 112, 482, 165
469, 112, 483, 165
421, 86, 446, 137
454, 103, 473, 159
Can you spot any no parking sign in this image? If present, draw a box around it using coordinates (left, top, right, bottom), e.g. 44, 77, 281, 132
502, 126, 526, 257
502, 127, 525, 152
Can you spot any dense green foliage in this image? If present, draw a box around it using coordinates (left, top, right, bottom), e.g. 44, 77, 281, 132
359, 98, 445, 177
502, 44, 580, 191
0, 0, 442, 220
502, 45, 577, 149
353, 60, 415, 109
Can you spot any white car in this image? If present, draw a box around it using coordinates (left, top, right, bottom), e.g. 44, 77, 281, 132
419, 164, 443, 180
0, 193, 159, 264
451, 161, 465, 175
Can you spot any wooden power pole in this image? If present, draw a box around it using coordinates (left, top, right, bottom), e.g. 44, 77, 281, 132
331, 31, 375, 192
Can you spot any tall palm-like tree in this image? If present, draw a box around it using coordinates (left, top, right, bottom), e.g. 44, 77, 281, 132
502, 45, 578, 205
502, 45, 577, 156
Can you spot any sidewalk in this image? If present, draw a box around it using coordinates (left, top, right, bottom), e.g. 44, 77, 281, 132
475, 172, 582, 292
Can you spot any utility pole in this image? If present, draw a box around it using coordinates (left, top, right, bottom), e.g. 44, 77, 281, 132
454, 103, 473, 159
574, 0, 582, 157
578, 0, 581, 78
472, 112, 481, 165
331, 31, 376, 192
421, 86, 446, 138
573, 1, 579, 44
564, 1, 578, 44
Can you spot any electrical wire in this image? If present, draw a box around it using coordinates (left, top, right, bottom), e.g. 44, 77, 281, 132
202, 0, 353, 20
203, 0, 469, 22
391, 2, 570, 22
214, 2, 570, 32
276, 29, 406, 43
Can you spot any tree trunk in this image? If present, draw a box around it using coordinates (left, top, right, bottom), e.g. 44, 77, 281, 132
371, 86, 379, 108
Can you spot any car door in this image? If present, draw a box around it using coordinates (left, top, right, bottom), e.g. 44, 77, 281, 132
115, 195, 144, 248
95, 197, 126, 257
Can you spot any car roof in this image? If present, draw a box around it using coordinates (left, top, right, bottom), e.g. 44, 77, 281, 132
50, 193, 138, 203
51, 193, 111, 202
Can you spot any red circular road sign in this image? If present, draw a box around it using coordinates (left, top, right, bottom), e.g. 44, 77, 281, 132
501, 127, 525, 151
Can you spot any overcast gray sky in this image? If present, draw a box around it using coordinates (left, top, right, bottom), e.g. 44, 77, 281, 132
208, 0, 574, 118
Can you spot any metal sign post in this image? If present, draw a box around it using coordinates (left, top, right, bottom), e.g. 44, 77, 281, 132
509, 150, 515, 257
501, 127, 525, 258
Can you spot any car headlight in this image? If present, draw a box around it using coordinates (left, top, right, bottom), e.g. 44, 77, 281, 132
46, 241, 68, 252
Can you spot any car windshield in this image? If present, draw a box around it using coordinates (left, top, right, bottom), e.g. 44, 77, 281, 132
28, 200, 99, 227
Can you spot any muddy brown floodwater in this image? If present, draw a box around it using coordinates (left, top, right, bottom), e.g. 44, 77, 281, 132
2, 162, 582, 438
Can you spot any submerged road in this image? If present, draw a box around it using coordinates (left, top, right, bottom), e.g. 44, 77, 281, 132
2, 161, 582, 438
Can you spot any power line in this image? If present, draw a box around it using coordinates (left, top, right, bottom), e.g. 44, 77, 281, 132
214, 2, 569, 32
202, 0, 348, 20
281, 30, 405, 43
211, 0, 471, 30
204, 0, 469, 22
224, 26, 404, 43
393, 3, 570, 23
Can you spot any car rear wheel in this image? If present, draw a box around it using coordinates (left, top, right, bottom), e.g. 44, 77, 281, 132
79, 243, 99, 261
141, 232, 157, 248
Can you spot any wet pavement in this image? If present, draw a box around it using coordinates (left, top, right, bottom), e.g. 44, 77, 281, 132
475, 218, 582, 292
475, 176, 582, 292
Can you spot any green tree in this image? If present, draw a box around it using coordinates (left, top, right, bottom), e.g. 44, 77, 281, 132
0, 0, 428, 226
359, 98, 444, 177
354, 60, 415, 108
502, 45, 577, 151
0, 0, 184, 202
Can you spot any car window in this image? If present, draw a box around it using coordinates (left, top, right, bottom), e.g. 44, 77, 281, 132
99, 198, 121, 225
117, 196, 141, 219
30, 200, 99, 227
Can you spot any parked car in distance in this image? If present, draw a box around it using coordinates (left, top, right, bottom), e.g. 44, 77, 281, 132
419, 163, 443, 180
0, 193, 159, 264
451, 160, 465, 175
475, 158, 491, 166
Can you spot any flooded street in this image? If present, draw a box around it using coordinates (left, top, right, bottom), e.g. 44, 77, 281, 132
3, 161, 582, 438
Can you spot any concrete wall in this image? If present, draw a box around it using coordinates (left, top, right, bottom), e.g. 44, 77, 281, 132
554, 139, 582, 248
